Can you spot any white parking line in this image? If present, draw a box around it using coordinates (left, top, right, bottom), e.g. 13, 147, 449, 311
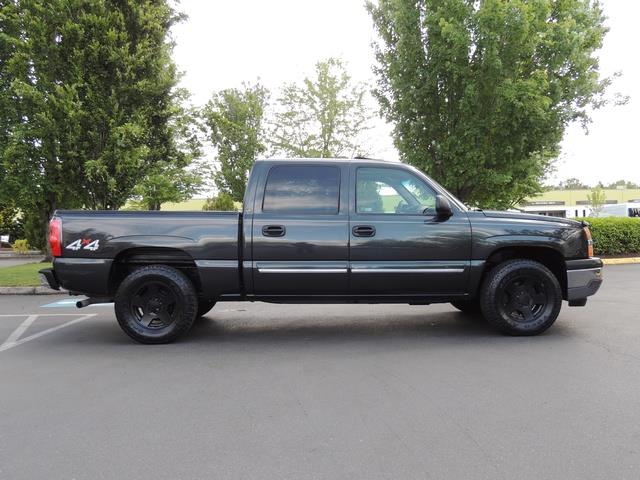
1, 315, 38, 348
0, 313, 96, 353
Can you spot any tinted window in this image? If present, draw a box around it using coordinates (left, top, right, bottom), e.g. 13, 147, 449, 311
263, 165, 340, 214
356, 167, 436, 215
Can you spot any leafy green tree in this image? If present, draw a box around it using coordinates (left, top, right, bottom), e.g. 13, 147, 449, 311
0, 0, 85, 250
587, 185, 606, 216
270, 58, 371, 158
0, 0, 189, 251
204, 83, 268, 202
132, 93, 205, 210
368, 0, 612, 208
202, 193, 237, 211
131, 163, 203, 211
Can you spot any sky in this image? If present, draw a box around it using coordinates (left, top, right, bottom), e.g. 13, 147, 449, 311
171, 0, 639, 187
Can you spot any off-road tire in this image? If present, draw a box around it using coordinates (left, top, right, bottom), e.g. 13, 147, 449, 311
480, 259, 562, 336
114, 265, 198, 344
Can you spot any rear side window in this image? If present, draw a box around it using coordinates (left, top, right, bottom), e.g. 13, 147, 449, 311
263, 165, 340, 214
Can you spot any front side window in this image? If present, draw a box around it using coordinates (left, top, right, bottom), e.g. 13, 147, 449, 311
263, 165, 340, 214
356, 167, 437, 215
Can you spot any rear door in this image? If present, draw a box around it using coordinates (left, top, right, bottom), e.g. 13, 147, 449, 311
349, 164, 471, 296
251, 162, 349, 296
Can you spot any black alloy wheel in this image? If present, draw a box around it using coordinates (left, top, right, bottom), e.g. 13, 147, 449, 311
480, 259, 562, 335
130, 281, 179, 329
115, 265, 198, 344
497, 275, 551, 324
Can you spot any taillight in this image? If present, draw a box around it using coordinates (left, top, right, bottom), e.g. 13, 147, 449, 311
583, 226, 594, 257
49, 217, 62, 257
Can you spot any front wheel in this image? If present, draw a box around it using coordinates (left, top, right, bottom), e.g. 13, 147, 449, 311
480, 259, 562, 336
114, 265, 198, 344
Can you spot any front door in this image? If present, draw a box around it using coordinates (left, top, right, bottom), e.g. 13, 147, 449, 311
349, 165, 471, 296
251, 163, 349, 296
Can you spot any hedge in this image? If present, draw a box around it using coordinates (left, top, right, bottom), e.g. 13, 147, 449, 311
579, 217, 640, 256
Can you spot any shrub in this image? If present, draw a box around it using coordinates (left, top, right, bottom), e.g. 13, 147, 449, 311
11, 239, 30, 255
581, 217, 640, 256
202, 193, 236, 211
0, 206, 25, 242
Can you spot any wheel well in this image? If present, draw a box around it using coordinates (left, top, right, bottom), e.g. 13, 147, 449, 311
482, 247, 567, 297
109, 247, 201, 295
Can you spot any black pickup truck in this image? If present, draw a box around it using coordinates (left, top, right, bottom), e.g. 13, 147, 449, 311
41, 158, 603, 343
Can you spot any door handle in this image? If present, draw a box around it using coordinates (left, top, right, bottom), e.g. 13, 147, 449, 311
262, 225, 286, 237
352, 225, 376, 237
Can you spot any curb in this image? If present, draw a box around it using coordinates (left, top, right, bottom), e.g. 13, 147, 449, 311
0, 286, 66, 295
602, 257, 640, 265
0, 252, 43, 258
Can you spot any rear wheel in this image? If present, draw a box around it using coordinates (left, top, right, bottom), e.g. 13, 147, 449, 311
480, 259, 562, 336
114, 265, 198, 344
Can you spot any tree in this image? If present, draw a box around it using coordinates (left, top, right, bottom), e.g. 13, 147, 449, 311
203, 83, 268, 202
131, 92, 205, 210
131, 163, 202, 211
368, 0, 611, 209
559, 178, 591, 190
0, 0, 189, 251
202, 193, 236, 212
587, 185, 606, 216
0, 0, 85, 250
270, 58, 371, 158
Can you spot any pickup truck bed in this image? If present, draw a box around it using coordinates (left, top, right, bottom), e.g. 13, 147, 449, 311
51, 210, 242, 297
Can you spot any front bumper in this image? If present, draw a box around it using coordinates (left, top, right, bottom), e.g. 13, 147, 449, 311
566, 257, 603, 302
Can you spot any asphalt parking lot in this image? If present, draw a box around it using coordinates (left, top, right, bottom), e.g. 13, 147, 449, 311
1, 264, 639, 480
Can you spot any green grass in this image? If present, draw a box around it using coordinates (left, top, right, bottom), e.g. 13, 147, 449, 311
0, 262, 51, 287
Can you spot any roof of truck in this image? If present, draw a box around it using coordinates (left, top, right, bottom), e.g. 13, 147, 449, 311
256, 157, 395, 164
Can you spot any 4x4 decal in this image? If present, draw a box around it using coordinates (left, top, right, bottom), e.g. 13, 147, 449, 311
66, 238, 100, 252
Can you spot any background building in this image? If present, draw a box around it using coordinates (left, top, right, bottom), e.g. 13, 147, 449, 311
519, 188, 640, 218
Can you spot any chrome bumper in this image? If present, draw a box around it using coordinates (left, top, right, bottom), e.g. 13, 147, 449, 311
566, 258, 603, 302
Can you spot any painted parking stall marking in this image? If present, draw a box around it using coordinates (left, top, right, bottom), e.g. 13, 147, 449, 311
0, 313, 96, 353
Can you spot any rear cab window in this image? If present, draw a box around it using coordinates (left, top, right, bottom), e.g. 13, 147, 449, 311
262, 165, 340, 214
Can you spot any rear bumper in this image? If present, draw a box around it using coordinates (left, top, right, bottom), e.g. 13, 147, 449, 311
51, 258, 113, 295
566, 257, 603, 302
39, 268, 60, 290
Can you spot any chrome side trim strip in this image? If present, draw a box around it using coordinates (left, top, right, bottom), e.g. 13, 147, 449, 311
351, 268, 465, 273
257, 267, 464, 274
195, 260, 238, 268
258, 268, 348, 274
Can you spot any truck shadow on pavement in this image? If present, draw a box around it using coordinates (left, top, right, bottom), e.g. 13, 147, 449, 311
32, 309, 571, 349
181, 310, 567, 347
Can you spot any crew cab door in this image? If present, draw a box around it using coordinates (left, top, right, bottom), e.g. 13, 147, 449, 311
349, 165, 471, 296
251, 162, 349, 296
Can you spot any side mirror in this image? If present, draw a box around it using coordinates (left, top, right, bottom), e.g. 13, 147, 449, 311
435, 194, 453, 218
